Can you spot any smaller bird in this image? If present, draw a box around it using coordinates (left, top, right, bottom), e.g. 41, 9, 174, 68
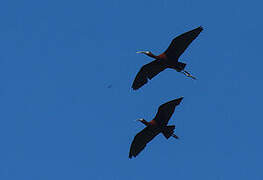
132, 26, 203, 90
129, 97, 183, 159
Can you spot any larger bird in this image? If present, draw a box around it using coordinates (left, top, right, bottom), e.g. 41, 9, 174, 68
132, 26, 203, 90
129, 97, 183, 159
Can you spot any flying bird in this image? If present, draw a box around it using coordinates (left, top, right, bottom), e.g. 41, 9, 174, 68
132, 26, 203, 90
129, 97, 183, 159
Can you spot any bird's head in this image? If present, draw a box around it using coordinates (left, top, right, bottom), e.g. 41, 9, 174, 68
136, 118, 149, 126
136, 51, 155, 58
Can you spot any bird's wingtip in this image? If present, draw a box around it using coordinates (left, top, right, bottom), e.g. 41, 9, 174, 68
179, 96, 184, 100
177, 97, 184, 103
132, 85, 140, 90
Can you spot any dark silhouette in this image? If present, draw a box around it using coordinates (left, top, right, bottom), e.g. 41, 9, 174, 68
129, 97, 183, 159
132, 26, 203, 90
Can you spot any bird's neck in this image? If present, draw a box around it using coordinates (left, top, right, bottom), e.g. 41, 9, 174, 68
146, 52, 158, 59
140, 120, 150, 126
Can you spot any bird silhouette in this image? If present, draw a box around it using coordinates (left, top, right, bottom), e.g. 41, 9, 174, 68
132, 26, 203, 90
129, 97, 183, 159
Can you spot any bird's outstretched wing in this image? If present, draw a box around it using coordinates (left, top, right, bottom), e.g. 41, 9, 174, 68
129, 126, 160, 159
152, 97, 184, 126
132, 60, 166, 90
164, 26, 203, 60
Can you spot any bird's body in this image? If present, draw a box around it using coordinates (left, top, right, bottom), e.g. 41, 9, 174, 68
132, 26, 203, 90
129, 97, 183, 159
142, 53, 186, 71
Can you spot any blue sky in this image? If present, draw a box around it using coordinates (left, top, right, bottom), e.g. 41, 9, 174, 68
0, 0, 263, 179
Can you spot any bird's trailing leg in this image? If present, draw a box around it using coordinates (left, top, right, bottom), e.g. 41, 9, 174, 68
172, 134, 179, 139
181, 70, 197, 80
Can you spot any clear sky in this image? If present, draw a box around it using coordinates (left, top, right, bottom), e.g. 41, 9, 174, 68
0, 0, 263, 179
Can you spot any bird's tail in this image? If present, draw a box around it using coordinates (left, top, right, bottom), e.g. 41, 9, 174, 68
177, 62, 186, 71
162, 125, 177, 139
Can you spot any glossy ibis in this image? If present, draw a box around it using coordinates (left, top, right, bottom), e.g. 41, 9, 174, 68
132, 26, 203, 90
129, 97, 183, 159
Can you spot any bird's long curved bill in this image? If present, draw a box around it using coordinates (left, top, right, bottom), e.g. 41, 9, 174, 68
136, 51, 145, 54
